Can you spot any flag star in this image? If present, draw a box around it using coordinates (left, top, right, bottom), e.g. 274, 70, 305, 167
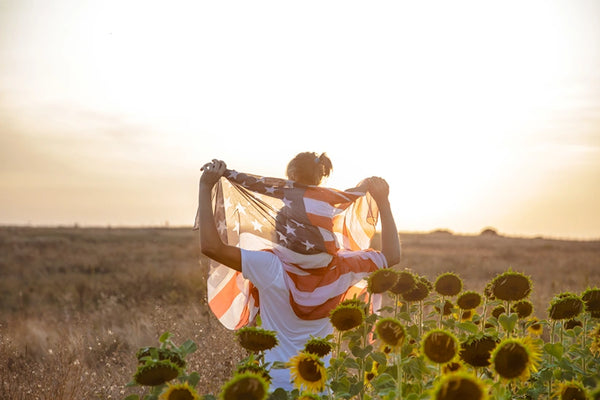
227, 170, 239, 179
293, 220, 305, 228
257, 177, 266, 183
233, 221, 240, 233
284, 224, 296, 236
251, 219, 263, 232
282, 197, 292, 208
302, 240, 315, 251
217, 220, 227, 235
223, 197, 232, 210
235, 203, 247, 216
277, 231, 288, 243
265, 186, 276, 194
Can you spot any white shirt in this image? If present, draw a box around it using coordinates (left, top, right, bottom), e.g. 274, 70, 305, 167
241, 249, 333, 391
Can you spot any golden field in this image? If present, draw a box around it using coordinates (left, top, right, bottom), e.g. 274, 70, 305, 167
1, 226, 598, 399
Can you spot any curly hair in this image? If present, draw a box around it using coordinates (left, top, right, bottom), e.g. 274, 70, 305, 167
286, 152, 333, 186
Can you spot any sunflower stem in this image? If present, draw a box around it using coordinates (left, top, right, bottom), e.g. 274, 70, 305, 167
551, 320, 557, 344
395, 351, 403, 400
481, 297, 488, 333
419, 300, 424, 337
438, 296, 445, 329
582, 315, 588, 374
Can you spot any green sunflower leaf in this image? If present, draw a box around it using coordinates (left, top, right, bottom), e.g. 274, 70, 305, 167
498, 313, 518, 333
543, 342, 564, 360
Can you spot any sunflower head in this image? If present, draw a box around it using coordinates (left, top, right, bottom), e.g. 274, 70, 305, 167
134, 359, 181, 386
375, 318, 406, 351
553, 380, 588, 400
389, 270, 417, 295
220, 373, 268, 400
368, 268, 399, 294
582, 287, 600, 315
303, 336, 333, 357
491, 305, 506, 319
461, 310, 473, 321
511, 300, 534, 319
236, 327, 278, 353
564, 319, 583, 331
401, 275, 431, 302
491, 337, 541, 381
489, 270, 532, 301
457, 291, 482, 310
431, 372, 488, 400
236, 359, 272, 383
442, 361, 464, 374
435, 299, 455, 316
526, 317, 544, 337
136, 346, 186, 368
459, 335, 498, 368
548, 292, 584, 321
329, 304, 365, 331
160, 382, 200, 400
421, 329, 459, 364
297, 394, 321, 400
435, 273, 463, 297
288, 352, 327, 393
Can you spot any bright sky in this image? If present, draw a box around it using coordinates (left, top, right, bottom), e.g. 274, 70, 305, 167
1, 1, 599, 239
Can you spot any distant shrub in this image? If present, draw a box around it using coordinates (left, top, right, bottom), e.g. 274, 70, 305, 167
480, 227, 499, 236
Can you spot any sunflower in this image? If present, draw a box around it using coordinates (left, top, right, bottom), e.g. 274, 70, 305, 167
368, 268, 399, 294
553, 380, 588, 400
461, 310, 473, 322
136, 347, 186, 368
329, 304, 364, 331
491, 337, 541, 381
548, 293, 584, 321
421, 329, 459, 364
220, 373, 268, 400
526, 318, 544, 337
134, 359, 181, 386
511, 300, 534, 319
442, 361, 464, 374
375, 318, 406, 351
564, 319, 583, 331
389, 270, 416, 295
297, 394, 321, 400
435, 273, 463, 297
590, 324, 600, 357
236, 327, 278, 353
288, 352, 327, 393
435, 300, 455, 316
459, 335, 498, 368
304, 336, 333, 357
402, 276, 431, 302
491, 305, 505, 319
160, 382, 200, 400
364, 361, 379, 385
431, 372, 488, 400
489, 271, 532, 301
582, 288, 600, 317
457, 291, 482, 310
236, 362, 271, 383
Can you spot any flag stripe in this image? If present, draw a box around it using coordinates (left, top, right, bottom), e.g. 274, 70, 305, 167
198, 169, 384, 330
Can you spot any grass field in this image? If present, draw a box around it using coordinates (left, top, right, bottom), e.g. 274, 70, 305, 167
1, 226, 598, 399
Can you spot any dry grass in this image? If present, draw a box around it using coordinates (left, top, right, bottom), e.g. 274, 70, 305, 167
1, 226, 598, 399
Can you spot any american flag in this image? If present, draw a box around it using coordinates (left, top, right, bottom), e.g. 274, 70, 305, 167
194, 169, 387, 330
